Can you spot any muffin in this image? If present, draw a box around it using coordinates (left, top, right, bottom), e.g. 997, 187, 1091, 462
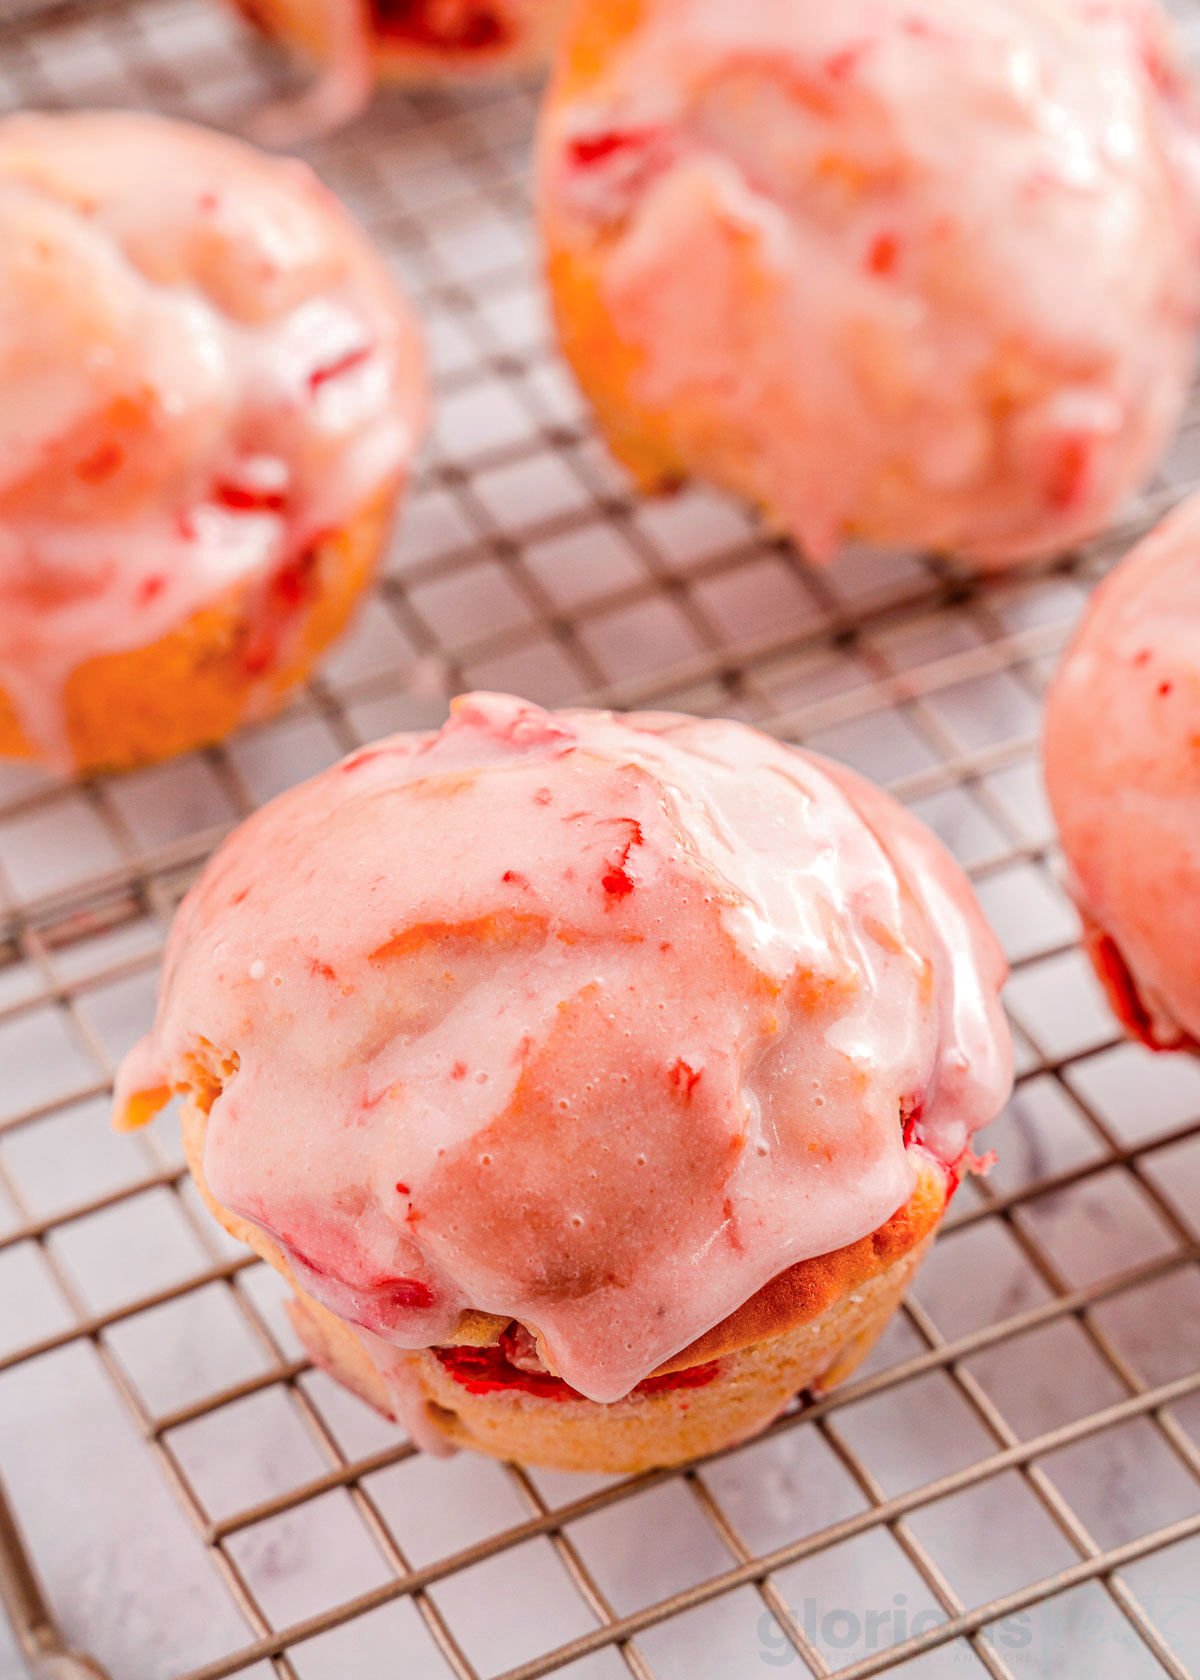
538, 0, 1200, 568
0, 111, 425, 775
230, 0, 572, 136
116, 693, 1012, 1473
1045, 497, 1200, 1053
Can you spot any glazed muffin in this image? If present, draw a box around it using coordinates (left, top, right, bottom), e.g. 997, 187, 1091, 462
0, 111, 425, 774
1045, 497, 1200, 1054
116, 693, 1012, 1473
231, 0, 572, 135
538, 0, 1200, 568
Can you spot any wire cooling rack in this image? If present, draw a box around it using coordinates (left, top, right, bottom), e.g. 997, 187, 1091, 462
3, 2, 1200, 1677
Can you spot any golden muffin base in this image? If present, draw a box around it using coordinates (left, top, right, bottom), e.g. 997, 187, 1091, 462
0, 487, 396, 775
288, 1235, 932, 1473
173, 1097, 946, 1474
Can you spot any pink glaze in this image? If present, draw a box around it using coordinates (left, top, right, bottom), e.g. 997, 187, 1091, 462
1045, 495, 1200, 1050
116, 693, 1012, 1404
540, 0, 1200, 566
434, 1326, 722, 1401
0, 111, 425, 760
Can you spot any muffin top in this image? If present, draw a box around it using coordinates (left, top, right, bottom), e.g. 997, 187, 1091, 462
117, 693, 1012, 1401
1045, 494, 1200, 1048
0, 110, 424, 754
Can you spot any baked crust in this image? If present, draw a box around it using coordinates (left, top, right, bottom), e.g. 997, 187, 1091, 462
176, 1095, 944, 1469
288, 1235, 931, 1472
0, 486, 396, 773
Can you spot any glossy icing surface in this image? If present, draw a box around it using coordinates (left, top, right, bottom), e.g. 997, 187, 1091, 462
1045, 495, 1200, 1049
117, 694, 1012, 1403
541, 0, 1200, 564
0, 110, 424, 756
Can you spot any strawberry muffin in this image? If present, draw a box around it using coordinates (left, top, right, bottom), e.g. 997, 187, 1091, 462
539, 0, 1200, 567
0, 111, 425, 774
1045, 496, 1200, 1054
116, 693, 1012, 1472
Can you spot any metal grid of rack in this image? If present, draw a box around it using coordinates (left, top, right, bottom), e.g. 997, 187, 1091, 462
1, 2, 1199, 1677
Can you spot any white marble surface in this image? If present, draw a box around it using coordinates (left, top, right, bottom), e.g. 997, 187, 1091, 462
1, 2, 1200, 1677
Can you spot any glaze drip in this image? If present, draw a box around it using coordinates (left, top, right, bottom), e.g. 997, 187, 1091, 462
541, 0, 1200, 563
